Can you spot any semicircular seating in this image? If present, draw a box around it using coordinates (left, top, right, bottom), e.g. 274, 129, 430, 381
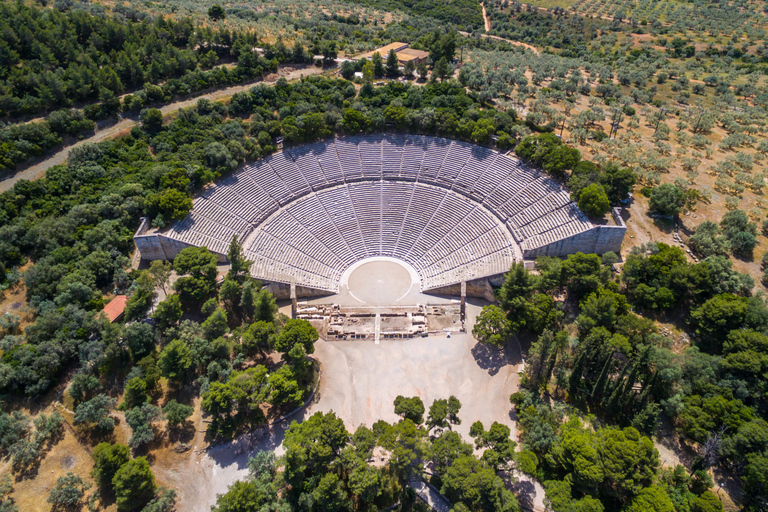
163, 134, 593, 292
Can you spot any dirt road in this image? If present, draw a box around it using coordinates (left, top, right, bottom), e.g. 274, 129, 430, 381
481, 2, 491, 31
458, 30, 540, 55
0, 65, 325, 193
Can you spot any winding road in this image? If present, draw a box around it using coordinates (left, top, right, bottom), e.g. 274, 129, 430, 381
0, 65, 325, 193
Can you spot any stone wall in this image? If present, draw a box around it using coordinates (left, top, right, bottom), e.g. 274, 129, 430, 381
425, 276, 497, 301
522, 208, 626, 258
267, 282, 336, 300
133, 219, 227, 262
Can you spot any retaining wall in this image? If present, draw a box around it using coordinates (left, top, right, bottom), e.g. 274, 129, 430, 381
133, 218, 227, 262
522, 208, 626, 258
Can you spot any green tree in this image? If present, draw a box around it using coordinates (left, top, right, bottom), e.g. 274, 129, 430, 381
212, 480, 274, 512
650, 184, 686, 216
691, 490, 724, 512
240, 321, 276, 358
112, 457, 156, 511
434, 57, 450, 81
386, 49, 400, 77
152, 188, 192, 221
173, 246, 218, 307
343, 108, 370, 133
141, 488, 177, 512
208, 5, 226, 20
372, 52, 384, 77
267, 366, 304, 407
689, 222, 731, 258
125, 404, 162, 449
720, 209, 758, 258
283, 411, 349, 486
47, 472, 91, 510
542, 145, 580, 178
430, 430, 473, 476
275, 319, 318, 356
417, 61, 429, 81
384, 419, 426, 485
690, 294, 748, 351
348, 464, 382, 504
123, 322, 156, 361
69, 373, 101, 404
427, 396, 462, 432
226, 235, 252, 283
394, 395, 425, 424
625, 485, 675, 512
561, 252, 603, 298
441, 455, 519, 512
152, 295, 182, 329
74, 395, 115, 432
202, 308, 229, 340
404, 59, 416, 77
253, 288, 277, 323
472, 305, 510, 348
163, 400, 193, 429
599, 162, 636, 203
500, 262, 533, 316
122, 377, 149, 409
743, 453, 768, 510
91, 443, 130, 492
140, 108, 163, 133
158, 339, 193, 382
341, 60, 356, 81
578, 183, 611, 217
469, 421, 517, 471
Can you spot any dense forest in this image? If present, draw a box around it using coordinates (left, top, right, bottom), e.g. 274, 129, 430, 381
0, 2, 260, 119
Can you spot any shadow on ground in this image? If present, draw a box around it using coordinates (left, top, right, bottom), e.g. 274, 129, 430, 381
471, 342, 520, 376
511, 477, 537, 512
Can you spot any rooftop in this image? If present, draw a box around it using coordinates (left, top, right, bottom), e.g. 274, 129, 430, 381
397, 48, 429, 60
356, 42, 409, 61
102, 295, 128, 323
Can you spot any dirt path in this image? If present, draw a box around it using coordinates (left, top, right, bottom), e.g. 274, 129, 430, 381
0, 65, 325, 193
458, 31, 540, 55
481, 2, 491, 32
